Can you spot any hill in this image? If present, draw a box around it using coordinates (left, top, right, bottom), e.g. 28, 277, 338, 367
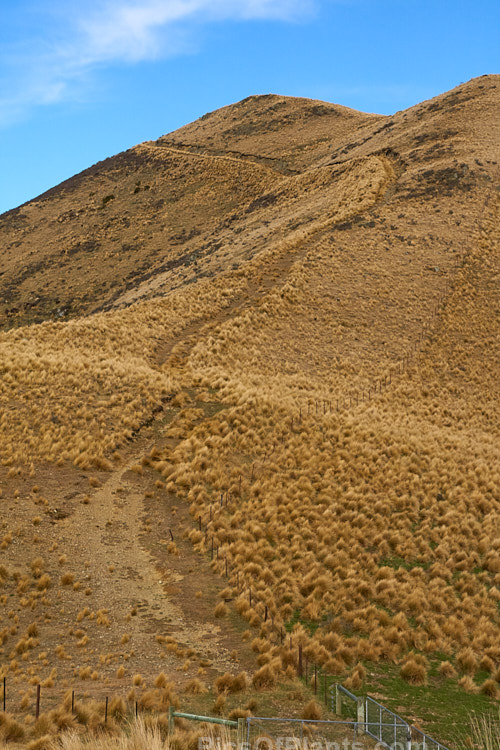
0, 75, 498, 748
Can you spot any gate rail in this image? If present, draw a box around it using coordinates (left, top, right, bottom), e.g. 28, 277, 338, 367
332, 685, 451, 750
365, 696, 410, 748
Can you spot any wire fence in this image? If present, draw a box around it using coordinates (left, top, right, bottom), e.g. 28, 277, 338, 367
332, 684, 451, 750
245, 716, 375, 749
409, 726, 451, 750
365, 696, 410, 749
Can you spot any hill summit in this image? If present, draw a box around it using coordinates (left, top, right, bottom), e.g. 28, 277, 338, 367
1, 75, 498, 327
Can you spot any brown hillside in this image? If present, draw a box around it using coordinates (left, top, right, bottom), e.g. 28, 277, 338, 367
0, 76, 497, 329
0, 75, 498, 747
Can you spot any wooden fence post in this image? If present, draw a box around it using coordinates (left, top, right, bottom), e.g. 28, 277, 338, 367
237, 717, 245, 749
335, 685, 342, 715
356, 697, 365, 734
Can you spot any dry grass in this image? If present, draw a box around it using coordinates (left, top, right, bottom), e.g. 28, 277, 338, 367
0, 77, 498, 742
467, 708, 500, 750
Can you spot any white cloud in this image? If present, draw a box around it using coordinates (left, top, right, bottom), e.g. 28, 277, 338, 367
78, 0, 314, 62
0, 0, 315, 126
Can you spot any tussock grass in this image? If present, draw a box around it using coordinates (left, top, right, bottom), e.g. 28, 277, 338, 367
0, 96, 498, 744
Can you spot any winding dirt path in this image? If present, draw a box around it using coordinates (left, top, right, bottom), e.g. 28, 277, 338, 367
55, 438, 238, 682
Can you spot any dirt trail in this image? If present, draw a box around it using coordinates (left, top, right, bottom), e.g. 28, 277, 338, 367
143, 140, 296, 175
54, 436, 237, 685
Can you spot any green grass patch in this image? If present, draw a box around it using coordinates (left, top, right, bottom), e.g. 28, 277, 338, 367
361, 660, 497, 749
379, 556, 430, 571
285, 609, 325, 635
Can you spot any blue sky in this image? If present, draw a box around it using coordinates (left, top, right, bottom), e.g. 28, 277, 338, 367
0, 0, 499, 216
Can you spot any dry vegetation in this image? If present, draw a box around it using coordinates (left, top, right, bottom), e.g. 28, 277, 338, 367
0, 75, 498, 747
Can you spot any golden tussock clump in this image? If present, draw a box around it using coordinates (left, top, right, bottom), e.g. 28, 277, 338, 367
399, 655, 428, 686
184, 678, 208, 695
438, 661, 457, 679
214, 672, 248, 695
0, 713, 26, 742
212, 693, 226, 716
252, 659, 281, 689
228, 708, 251, 721
480, 679, 498, 699
27, 735, 53, 750
214, 601, 228, 618
302, 700, 323, 721
456, 648, 479, 675
344, 663, 366, 691
458, 675, 478, 694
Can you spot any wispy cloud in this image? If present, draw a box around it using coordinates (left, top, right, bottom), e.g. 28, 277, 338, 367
0, 0, 315, 127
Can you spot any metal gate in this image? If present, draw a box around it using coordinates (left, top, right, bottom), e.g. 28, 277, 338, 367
409, 725, 451, 750
365, 696, 410, 749
331, 684, 452, 750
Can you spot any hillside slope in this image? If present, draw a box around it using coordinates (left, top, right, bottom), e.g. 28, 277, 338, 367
0, 76, 497, 327
0, 75, 498, 747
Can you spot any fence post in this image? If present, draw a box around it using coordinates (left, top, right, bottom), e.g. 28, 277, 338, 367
237, 718, 245, 749
168, 705, 175, 735
356, 697, 365, 735
35, 684, 40, 719
335, 685, 342, 715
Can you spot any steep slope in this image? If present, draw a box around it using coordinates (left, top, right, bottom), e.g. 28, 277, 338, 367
0, 76, 497, 329
0, 76, 498, 746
